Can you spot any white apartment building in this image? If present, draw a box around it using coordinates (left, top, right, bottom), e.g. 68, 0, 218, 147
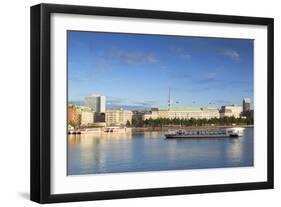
81, 111, 94, 126
106, 109, 133, 126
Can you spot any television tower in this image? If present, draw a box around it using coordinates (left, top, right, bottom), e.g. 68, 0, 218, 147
168, 88, 172, 110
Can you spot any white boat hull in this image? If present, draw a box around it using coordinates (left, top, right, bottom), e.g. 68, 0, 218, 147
165, 134, 238, 138
165, 128, 244, 139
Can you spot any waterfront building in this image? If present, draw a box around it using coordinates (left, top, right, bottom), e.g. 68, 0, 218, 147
106, 109, 133, 126
142, 107, 220, 120
84, 95, 106, 112
242, 109, 254, 118
92, 122, 107, 128
132, 110, 147, 120
201, 108, 221, 119
250, 109, 254, 117
243, 98, 251, 112
94, 112, 106, 123
68, 104, 80, 125
220, 104, 242, 118
81, 110, 94, 126
143, 108, 160, 120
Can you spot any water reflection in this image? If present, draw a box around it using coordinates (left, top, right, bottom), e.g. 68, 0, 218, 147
67, 128, 253, 175
143, 131, 164, 138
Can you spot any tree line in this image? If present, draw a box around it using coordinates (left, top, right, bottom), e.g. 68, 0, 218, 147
127, 115, 253, 128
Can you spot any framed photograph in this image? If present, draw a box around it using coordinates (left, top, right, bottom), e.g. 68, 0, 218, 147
30, 3, 274, 203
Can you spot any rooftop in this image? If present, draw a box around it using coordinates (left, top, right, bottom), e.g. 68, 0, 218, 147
201, 107, 219, 111
159, 107, 201, 112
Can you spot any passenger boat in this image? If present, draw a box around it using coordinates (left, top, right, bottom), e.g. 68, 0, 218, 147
80, 128, 102, 134
104, 127, 130, 133
165, 128, 244, 138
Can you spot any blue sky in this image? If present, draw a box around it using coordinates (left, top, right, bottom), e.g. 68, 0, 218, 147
68, 31, 254, 109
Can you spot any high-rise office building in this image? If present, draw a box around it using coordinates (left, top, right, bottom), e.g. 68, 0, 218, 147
84, 95, 106, 112
100, 96, 106, 112
243, 98, 251, 112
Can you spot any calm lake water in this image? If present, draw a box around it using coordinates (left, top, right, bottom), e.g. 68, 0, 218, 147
67, 128, 253, 175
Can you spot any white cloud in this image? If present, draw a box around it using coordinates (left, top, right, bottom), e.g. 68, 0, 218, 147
172, 47, 191, 60
107, 48, 158, 65
221, 49, 240, 60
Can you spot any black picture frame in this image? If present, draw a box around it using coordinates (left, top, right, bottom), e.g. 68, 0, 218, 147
30, 3, 274, 204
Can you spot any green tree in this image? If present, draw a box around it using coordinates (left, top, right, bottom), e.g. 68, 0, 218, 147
126, 120, 131, 127
69, 120, 78, 128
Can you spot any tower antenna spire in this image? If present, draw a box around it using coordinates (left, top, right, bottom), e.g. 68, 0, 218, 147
168, 87, 171, 110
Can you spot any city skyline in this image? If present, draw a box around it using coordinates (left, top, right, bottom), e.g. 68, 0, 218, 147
68, 31, 254, 109
68, 94, 249, 112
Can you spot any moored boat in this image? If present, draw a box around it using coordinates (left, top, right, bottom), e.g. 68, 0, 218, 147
104, 127, 131, 133
68, 130, 81, 135
80, 128, 102, 134
165, 128, 244, 138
